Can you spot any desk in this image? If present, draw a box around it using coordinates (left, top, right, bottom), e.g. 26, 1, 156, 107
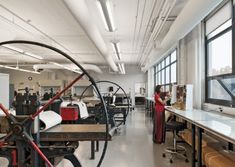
165, 107, 235, 167
40, 124, 109, 160
195, 119, 235, 145
40, 124, 108, 142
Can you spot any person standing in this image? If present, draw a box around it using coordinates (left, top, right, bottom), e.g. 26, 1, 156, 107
153, 85, 168, 144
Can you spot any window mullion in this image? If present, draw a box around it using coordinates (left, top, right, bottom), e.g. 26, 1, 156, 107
232, 1, 235, 73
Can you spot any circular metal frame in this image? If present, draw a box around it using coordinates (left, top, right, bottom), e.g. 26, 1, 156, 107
80, 80, 130, 120
0, 40, 109, 167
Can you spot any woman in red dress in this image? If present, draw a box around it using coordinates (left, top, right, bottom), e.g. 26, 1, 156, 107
153, 85, 167, 144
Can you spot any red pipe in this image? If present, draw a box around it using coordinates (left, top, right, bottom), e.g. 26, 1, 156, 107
0, 141, 5, 147
11, 150, 17, 167
0, 103, 11, 117
29, 140, 54, 167
31, 73, 85, 119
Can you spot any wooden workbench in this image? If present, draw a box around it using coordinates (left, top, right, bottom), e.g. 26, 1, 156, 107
40, 124, 109, 142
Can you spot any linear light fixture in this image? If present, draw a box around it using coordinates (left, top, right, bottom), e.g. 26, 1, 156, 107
50, 62, 81, 74
118, 63, 125, 74
0, 65, 40, 74
121, 63, 125, 74
3, 45, 44, 60
97, 0, 116, 32
111, 41, 121, 60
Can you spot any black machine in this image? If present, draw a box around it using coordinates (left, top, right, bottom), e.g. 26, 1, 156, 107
41, 88, 62, 115
80, 80, 131, 128
12, 87, 40, 115
0, 40, 109, 167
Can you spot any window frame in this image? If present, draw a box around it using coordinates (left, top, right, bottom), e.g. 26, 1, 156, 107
205, 0, 235, 107
154, 49, 177, 92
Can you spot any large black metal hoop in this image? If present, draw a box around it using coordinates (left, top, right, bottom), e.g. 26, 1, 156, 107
0, 40, 109, 167
80, 80, 130, 119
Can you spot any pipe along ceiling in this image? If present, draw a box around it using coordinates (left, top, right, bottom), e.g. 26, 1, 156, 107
63, 0, 118, 72
33, 63, 103, 74
142, 0, 223, 71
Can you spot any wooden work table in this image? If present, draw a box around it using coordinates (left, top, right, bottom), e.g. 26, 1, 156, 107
40, 124, 109, 142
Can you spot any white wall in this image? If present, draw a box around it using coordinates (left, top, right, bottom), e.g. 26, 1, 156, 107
178, 23, 205, 109
0, 69, 64, 92
147, 67, 154, 98
93, 65, 147, 106
0, 65, 147, 106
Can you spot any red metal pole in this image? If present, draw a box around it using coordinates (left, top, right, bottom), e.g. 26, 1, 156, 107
31, 73, 85, 119
0, 141, 5, 147
0, 103, 11, 117
29, 140, 54, 167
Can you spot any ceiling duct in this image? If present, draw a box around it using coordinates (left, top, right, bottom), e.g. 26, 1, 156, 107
143, 0, 223, 71
161, 0, 223, 49
139, 0, 176, 66
33, 63, 103, 74
63, 0, 118, 72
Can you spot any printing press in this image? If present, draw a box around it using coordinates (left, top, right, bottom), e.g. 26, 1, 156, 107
80, 81, 131, 133
0, 40, 110, 167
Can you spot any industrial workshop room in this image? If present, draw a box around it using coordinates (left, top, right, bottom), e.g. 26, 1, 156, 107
0, 0, 235, 167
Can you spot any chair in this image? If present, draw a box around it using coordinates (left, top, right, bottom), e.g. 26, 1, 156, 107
162, 121, 188, 163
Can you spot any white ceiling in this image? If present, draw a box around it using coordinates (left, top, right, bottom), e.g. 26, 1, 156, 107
0, 0, 188, 71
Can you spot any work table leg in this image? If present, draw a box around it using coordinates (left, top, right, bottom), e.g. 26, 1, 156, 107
192, 124, 196, 167
197, 127, 202, 167
90, 141, 95, 160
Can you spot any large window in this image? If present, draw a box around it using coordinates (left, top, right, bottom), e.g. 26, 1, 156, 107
205, 1, 235, 107
154, 50, 177, 92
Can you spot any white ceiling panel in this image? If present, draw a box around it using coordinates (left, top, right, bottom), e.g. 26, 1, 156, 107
0, 0, 85, 36
52, 35, 100, 53
0, 0, 189, 71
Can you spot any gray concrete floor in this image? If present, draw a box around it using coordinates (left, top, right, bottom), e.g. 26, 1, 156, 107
0, 108, 191, 167
58, 108, 191, 167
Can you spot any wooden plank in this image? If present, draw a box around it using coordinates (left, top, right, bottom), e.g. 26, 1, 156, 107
40, 124, 110, 142
43, 124, 106, 133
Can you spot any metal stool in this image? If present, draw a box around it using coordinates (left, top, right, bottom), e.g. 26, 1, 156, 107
162, 121, 189, 163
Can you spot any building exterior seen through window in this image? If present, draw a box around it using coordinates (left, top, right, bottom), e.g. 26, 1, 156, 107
205, 0, 235, 107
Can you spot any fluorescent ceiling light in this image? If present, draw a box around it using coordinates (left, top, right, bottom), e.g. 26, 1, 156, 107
121, 63, 125, 74
0, 65, 40, 74
118, 63, 122, 72
24, 52, 43, 60
97, 0, 116, 32
111, 42, 121, 60
4, 45, 24, 53
118, 63, 125, 74
97, 0, 109, 31
50, 62, 81, 74
3, 45, 43, 60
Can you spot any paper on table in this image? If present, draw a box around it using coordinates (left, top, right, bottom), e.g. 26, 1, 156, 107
77, 101, 89, 119
39, 110, 62, 132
